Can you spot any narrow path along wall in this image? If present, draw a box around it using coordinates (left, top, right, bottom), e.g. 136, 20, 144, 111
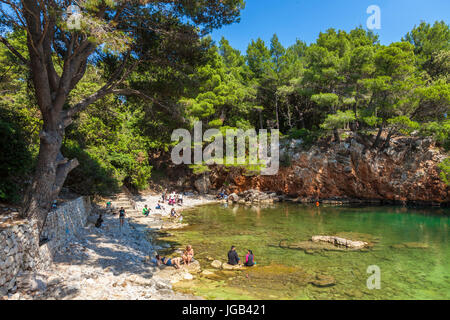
0, 196, 91, 295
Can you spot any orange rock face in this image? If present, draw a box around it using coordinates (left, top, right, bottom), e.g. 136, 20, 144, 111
210, 137, 449, 204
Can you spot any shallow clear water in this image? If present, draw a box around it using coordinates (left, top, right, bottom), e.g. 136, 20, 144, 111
160, 203, 450, 300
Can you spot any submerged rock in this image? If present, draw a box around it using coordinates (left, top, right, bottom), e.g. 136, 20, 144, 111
211, 260, 222, 269
279, 240, 349, 252
183, 260, 201, 274
310, 275, 336, 288
311, 235, 368, 249
391, 242, 429, 249
222, 263, 242, 270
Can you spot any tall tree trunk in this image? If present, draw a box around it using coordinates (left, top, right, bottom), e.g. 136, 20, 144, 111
372, 124, 383, 149
380, 129, 394, 150
275, 92, 280, 129
352, 103, 359, 132
287, 103, 292, 129
258, 110, 264, 130
21, 112, 79, 232
333, 128, 340, 143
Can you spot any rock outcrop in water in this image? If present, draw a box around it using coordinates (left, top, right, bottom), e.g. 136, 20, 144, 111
210, 135, 449, 205
311, 236, 368, 249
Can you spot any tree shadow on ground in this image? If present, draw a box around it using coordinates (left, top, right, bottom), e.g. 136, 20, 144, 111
50, 212, 184, 281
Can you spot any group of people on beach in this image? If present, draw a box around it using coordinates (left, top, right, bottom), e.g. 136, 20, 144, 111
162, 189, 183, 206
102, 195, 183, 231
140, 203, 183, 222
154, 244, 254, 271
216, 189, 228, 200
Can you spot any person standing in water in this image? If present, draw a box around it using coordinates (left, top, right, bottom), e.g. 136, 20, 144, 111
244, 249, 255, 267
227, 246, 240, 266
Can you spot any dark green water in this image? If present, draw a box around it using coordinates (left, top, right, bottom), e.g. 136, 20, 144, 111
163, 203, 450, 300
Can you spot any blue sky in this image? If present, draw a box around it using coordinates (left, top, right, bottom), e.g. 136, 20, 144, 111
210, 0, 450, 52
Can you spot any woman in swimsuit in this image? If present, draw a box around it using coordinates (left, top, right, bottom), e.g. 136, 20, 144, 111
182, 245, 194, 265
155, 255, 182, 269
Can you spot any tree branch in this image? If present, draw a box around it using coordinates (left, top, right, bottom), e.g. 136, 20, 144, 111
0, 35, 30, 65
53, 158, 79, 196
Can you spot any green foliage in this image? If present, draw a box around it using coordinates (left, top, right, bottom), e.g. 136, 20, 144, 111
0, 108, 33, 202
1, 20, 450, 201
419, 120, 450, 150
321, 110, 356, 130
404, 21, 450, 77
189, 164, 211, 175
311, 93, 339, 110
438, 158, 450, 185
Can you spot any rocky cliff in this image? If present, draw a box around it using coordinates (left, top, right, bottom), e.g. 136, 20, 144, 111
209, 135, 449, 205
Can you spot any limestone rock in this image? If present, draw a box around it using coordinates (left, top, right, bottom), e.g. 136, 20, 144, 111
194, 175, 211, 194
310, 275, 336, 288
311, 235, 368, 249
182, 273, 193, 280
222, 263, 242, 270
211, 260, 222, 269
228, 193, 239, 203
209, 136, 449, 204
183, 260, 201, 274
201, 270, 214, 276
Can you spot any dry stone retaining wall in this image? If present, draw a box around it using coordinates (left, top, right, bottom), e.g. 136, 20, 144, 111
0, 196, 91, 295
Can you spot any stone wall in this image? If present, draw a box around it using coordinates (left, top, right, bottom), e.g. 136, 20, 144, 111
40, 196, 91, 255
0, 219, 40, 294
0, 196, 91, 295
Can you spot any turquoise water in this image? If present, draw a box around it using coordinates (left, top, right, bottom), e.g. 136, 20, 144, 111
163, 203, 450, 300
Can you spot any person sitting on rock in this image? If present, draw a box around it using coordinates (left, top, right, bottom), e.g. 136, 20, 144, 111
170, 208, 177, 217
155, 254, 181, 269
244, 249, 255, 267
182, 245, 194, 265
227, 246, 240, 266
216, 190, 225, 200
142, 205, 150, 217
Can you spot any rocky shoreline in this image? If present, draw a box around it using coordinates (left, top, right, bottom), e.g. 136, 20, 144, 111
2, 193, 217, 300
2, 186, 446, 300
222, 188, 448, 207
207, 136, 449, 206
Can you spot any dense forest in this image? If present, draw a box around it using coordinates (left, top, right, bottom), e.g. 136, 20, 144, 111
0, 5, 449, 206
